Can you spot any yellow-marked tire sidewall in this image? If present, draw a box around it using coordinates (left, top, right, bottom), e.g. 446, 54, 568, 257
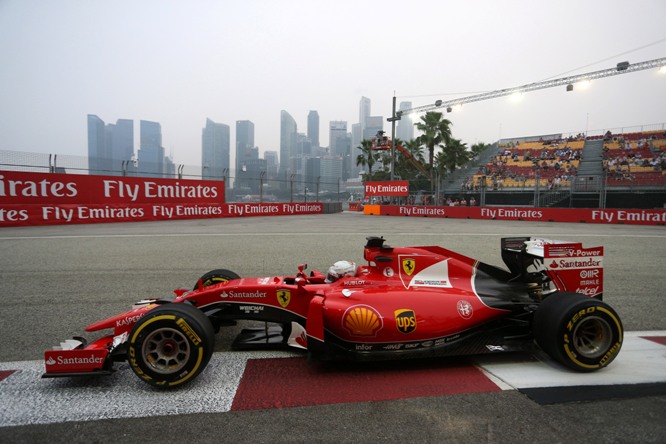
128, 304, 214, 387
194, 269, 240, 290
561, 304, 623, 370
534, 293, 623, 372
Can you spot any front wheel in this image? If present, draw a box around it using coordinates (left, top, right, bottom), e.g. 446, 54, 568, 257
533, 292, 623, 372
128, 303, 215, 388
194, 269, 240, 290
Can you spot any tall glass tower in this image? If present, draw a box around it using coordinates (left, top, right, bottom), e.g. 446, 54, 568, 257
359, 96, 371, 139
280, 110, 297, 178
138, 120, 164, 177
307, 110, 320, 150
87, 115, 134, 176
397, 101, 414, 142
87, 114, 107, 174
111, 119, 134, 174
235, 120, 255, 176
202, 118, 230, 180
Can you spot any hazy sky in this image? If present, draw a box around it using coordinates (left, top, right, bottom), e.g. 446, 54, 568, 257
1, 0, 665, 167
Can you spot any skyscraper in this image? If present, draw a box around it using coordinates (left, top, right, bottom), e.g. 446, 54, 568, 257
87, 115, 134, 176
111, 119, 134, 173
87, 114, 107, 174
364, 116, 384, 141
397, 101, 414, 142
137, 120, 164, 177
201, 118, 230, 180
235, 120, 255, 176
307, 110, 320, 150
280, 110, 297, 177
329, 121, 347, 154
359, 96, 371, 137
264, 150, 278, 176
329, 121, 351, 180
351, 123, 362, 178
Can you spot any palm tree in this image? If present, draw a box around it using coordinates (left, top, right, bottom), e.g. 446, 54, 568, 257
469, 142, 490, 161
395, 139, 426, 179
437, 138, 469, 174
415, 112, 453, 171
356, 139, 377, 181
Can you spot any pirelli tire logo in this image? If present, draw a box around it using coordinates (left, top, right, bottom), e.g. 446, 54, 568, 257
395, 309, 417, 334
176, 317, 202, 346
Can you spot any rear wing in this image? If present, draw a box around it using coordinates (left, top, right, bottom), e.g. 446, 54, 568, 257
501, 237, 603, 298
544, 242, 603, 298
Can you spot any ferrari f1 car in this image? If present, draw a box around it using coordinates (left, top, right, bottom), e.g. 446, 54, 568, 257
43, 236, 623, 388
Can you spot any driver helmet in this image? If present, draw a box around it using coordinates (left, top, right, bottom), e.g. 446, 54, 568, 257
325, 260, 357, 283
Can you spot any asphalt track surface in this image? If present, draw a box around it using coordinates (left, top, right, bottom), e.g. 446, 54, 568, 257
1, 213, 665, 443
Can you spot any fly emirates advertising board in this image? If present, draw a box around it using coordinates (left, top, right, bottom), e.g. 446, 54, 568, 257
0, 171, 322, 227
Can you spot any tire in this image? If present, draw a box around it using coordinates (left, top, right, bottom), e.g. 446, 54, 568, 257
533, 292, 623, 372
128, 303, 215, 388
194, 269, 240, 290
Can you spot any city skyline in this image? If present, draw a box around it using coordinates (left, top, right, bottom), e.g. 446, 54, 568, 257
87, 107, 360, 183
1, 1, 665, 168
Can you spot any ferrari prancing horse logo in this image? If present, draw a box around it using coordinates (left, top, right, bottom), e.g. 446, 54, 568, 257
277, 289, 291, 308
402, 258, 416, 276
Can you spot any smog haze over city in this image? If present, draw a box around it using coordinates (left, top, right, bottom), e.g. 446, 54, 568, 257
1, 0, 665, 168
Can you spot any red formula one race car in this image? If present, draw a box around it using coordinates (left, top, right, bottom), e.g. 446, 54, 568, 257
43, 236, 623, 388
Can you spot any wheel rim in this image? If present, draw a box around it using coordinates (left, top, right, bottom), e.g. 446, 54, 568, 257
141, 327, 191, 374
571, 315, 612, 359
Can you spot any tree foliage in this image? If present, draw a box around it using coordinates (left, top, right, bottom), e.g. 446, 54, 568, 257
356, 139, 378, 181
415, 112, 453, 171
356, 115, 493, 193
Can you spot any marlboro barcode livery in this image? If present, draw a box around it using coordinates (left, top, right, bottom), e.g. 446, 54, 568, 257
43, 236, 623, 388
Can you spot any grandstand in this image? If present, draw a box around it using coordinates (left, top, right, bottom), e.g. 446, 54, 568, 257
447, 127, 666, 209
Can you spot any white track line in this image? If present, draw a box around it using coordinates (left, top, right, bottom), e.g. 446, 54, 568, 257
0, 351, 296, 427
1, 332, 664, 427
475, 331, 666, 389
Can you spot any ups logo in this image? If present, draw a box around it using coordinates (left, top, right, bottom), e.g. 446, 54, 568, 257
395, 309, 417, 334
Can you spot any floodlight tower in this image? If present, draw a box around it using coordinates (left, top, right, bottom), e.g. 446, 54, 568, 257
386, 57, 666, 179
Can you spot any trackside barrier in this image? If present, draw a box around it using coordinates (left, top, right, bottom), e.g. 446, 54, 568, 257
363, 205, 666, 226
0, 170, 326, 227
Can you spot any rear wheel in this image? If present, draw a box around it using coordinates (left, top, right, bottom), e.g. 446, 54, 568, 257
128, 303, 215, 387
194, 269, 240, 290
534, 292, 623, 372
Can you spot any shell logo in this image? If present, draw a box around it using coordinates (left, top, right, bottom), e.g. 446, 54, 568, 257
342, 305, 383, 336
